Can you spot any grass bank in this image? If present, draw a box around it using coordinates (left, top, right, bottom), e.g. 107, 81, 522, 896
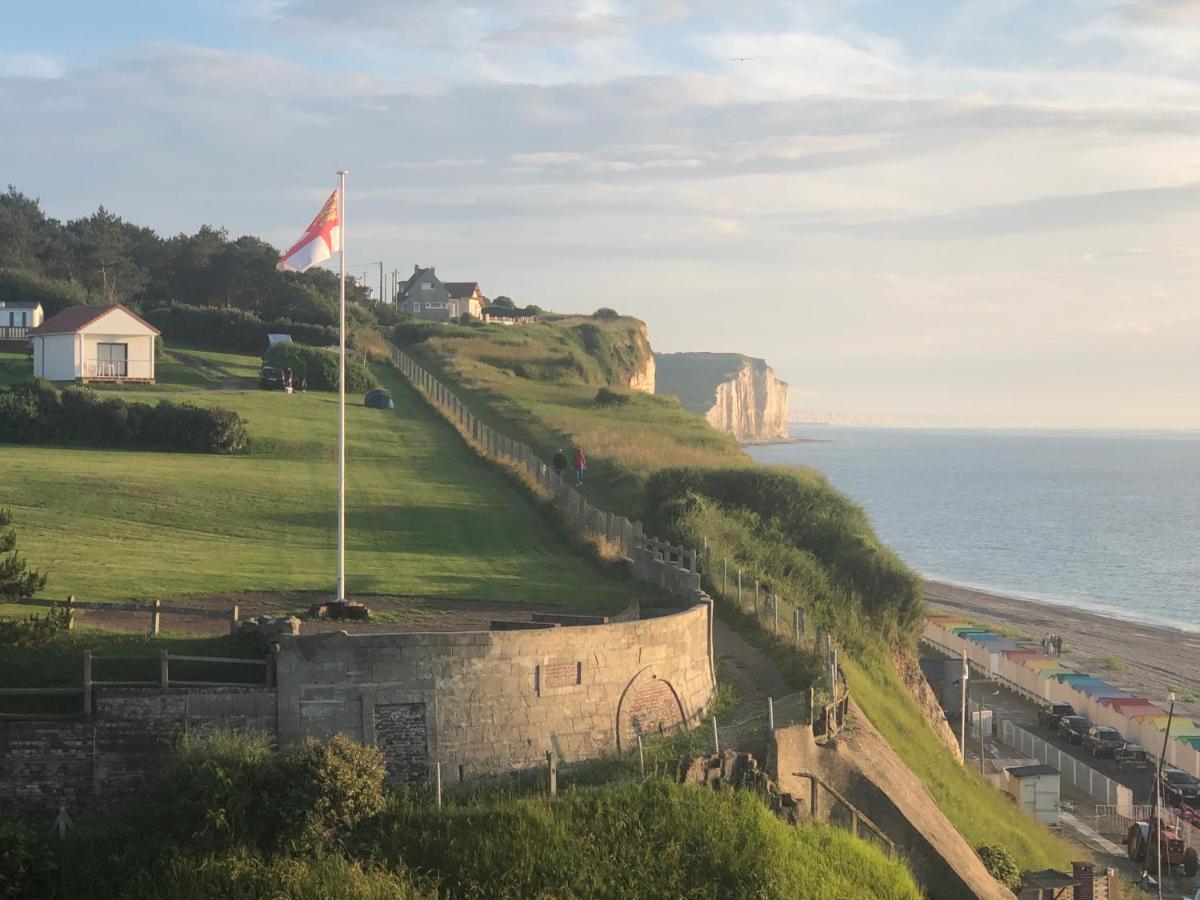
1, 349, 632, 608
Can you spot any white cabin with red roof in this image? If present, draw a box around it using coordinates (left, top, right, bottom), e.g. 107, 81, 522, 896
29, 304, 160, 383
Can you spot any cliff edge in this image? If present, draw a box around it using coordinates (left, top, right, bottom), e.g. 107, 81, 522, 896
654, 352, 788, 442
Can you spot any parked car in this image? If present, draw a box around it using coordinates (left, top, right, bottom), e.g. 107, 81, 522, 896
260, 365, 292, 392
1082, 725, 1124, 757
1058, 715, 1090, 744
1160, 768, 1200, 808
1038, 701, 1075, 729
363, 389, 394, 410
1115, 742, 1150, 771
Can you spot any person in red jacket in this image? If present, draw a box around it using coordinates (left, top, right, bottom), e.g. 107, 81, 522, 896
573, 447, 586, 486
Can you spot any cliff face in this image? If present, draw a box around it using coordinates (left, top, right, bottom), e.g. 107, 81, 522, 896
654, 352, 789, 442
628, 345, 656, 393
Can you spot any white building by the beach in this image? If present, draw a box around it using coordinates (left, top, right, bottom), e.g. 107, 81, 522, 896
30, 304, 160, 383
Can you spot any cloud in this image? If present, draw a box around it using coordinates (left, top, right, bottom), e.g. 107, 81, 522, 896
0, 53, 63, 79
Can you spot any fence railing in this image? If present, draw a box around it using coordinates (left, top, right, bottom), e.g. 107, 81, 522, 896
791, 770, 896, 853
0, 650, 270, 719
1000, 720, 1134, 810
387, 344, 849, 715
8, 596, 243, 636
0, 326, 29, 340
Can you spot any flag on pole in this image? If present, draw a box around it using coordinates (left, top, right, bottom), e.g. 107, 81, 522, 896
276, 190, 341, 272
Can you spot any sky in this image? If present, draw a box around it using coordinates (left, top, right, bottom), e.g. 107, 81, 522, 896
3, 1, 1200, 428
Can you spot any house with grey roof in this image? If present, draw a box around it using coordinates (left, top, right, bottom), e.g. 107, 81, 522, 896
396, 265, 483, 322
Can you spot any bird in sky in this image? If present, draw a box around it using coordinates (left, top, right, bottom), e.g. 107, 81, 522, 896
730, 56, 755, 62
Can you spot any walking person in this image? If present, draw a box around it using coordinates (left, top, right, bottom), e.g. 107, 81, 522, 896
552, 448, 567, 479
573, 447, 586, 486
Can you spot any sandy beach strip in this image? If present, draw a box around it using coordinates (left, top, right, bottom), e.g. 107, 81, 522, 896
924, 580, 1200, 720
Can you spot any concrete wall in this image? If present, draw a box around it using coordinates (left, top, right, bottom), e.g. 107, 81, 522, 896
274, 601, 716, 779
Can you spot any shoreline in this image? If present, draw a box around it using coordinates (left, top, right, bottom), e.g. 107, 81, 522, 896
924, 579, 1200, 720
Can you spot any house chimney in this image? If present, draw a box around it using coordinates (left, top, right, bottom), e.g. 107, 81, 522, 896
414, 264, 420, 274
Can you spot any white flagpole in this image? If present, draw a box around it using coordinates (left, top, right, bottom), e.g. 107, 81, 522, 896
336, 170, 347, 603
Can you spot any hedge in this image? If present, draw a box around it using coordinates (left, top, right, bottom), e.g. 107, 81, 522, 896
264, 344, 376, 393
0, 381, 247, 453
144, 304, 338, 354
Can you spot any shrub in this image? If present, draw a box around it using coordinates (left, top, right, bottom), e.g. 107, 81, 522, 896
0, 608, 68, 647
144, 304, 338, 354
266, 735, 388, 851
593, 387, 630, 407
264, 344, 376, 393
0, 816, 52, 899
977, 843, 1021, 891
0, 383, 247, 453
591, 307, 620, 319
167, 730, 276, 850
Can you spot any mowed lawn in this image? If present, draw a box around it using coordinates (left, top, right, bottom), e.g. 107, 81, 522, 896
2, 349, 631, 610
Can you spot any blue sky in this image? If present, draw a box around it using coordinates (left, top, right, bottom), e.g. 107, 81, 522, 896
4, 0, 1200, 426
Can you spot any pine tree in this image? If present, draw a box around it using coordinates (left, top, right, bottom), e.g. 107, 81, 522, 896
0, 508, 47, 600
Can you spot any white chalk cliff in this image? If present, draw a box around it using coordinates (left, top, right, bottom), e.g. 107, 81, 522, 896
654, 352, 789, 442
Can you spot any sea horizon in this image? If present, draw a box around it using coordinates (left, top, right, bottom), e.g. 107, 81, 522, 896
748, 425, 1200, 634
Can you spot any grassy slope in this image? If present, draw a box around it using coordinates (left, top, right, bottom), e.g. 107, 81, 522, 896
404, 318, 745, 515
398, 317, 1074, 872
1, 348, 631, 609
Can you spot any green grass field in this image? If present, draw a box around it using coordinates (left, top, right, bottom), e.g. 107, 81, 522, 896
2, 348, 632, 609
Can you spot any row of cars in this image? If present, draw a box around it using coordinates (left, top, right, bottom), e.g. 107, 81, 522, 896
1039, 701, 1200, 807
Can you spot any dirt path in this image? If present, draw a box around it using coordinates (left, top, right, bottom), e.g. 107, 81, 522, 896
712, 616, 792, 720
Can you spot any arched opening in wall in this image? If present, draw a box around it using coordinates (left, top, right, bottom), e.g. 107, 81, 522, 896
616, 668, 687, 752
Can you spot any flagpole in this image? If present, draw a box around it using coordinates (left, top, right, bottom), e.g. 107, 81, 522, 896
336, 169, 347, 604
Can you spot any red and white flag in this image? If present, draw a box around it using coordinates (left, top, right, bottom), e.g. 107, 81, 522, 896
276, 190, 341, 272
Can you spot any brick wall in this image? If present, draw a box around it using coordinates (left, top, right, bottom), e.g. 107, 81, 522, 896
0, 687, 276, 816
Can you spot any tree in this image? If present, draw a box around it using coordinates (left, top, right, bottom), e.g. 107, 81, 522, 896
491, 296, 516, 309
0, 508, 47, 600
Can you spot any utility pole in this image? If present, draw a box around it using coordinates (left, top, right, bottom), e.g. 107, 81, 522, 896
1148, 691, 1176, 897
379, 261, 384, 305
959, 648, 968, 761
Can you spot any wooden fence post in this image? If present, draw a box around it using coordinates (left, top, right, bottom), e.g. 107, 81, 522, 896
722, 559, 727, 597
737, 570, 742, 606
768, 697, 775, 732
435, 761, 443, 809
82, 650, 93, 718
546, 750, 557, 798
228, 604, 240, 635
150, 599, 161, 637
637, 734, 645, 779
66, 594, 75, 631
712, 716, 720, 755
159, 650, 169, 688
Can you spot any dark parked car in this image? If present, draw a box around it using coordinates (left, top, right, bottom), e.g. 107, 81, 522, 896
1058, 715, 1089, 744
1038, 701, 1075, 729
363, 389, 394, 410
1082, 725, 1124, 757
260, 365, 292, 392
1115, 742, 1150, 771
1160, 769, 1200, 808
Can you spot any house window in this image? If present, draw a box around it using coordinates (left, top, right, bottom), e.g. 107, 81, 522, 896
425, 302, 447, 310
421, 282, 433, 290
412, 302, 421, 313
96, 342, 128, 378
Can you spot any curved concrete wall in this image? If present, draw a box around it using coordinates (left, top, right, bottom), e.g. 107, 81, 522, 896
274, 601, 716, 778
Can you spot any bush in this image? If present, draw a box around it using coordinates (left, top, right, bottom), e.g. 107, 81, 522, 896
593, 387, 630, 407
144, 304, 339, 354
0, 817, 53, 899
977, 843, 1021, 890
264, 344, 376, 393
267, 735, 388, 851
0, 382, 247, 453
591, 307, 620, 319
0, 608, 69, 648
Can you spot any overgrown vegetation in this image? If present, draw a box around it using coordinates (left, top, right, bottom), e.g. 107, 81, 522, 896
646, 468, 923, 647
144, 303, 338, 354
0, 380, 248, 453
976, 843, 1021, 891
5, 731, 921, 899
264, 343, 377, 393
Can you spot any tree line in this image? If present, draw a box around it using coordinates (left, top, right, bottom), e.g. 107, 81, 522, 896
0, 185, 382, 327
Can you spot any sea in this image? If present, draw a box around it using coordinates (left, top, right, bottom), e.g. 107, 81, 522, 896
745, 427, 1200, 632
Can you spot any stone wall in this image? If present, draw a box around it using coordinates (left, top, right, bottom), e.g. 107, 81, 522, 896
274, 601, 716, 778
